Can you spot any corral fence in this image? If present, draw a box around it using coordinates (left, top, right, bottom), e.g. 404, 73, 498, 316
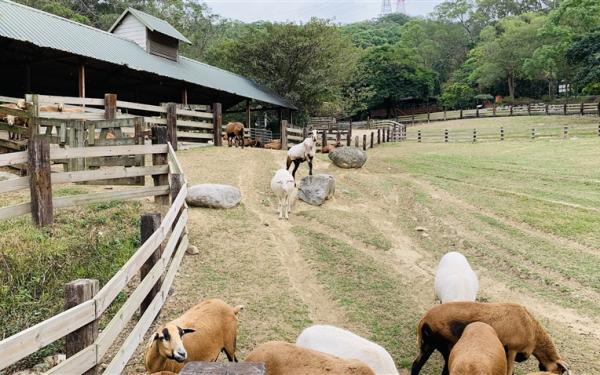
396, 101, 600, 125
403, 124, 600, 143
0, 93, 221, 156
0, 131, 190, 374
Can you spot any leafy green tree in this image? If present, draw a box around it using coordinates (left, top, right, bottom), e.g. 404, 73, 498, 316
341, 13, 410, 48
469, 13, 545, 99
352, 44, 436, 116
566, 31, 600, 92
433, 0, 478, 43
204, 20, 358, 115
440, 82, 476, 108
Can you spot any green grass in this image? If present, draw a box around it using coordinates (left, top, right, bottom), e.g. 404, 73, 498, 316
298, 209, 392, 251
0, 201, 142, 371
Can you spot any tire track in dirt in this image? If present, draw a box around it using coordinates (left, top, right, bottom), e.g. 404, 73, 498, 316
237, 149, 353, 328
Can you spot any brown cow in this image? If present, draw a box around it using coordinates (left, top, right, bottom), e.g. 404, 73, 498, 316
225, 122, 245, 148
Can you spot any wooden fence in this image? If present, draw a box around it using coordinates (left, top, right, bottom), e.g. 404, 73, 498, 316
403, 124, 600, 143
396, 101, 600, 125
0, 137, 189, 374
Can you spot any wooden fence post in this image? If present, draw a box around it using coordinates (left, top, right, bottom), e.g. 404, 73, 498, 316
26, 94, 40, 139
476, 107, 480, 118
527, 102, 531, 116
597, 124, 600, 137
29, 136, 53, 227
417, 130, 422, 143
459, 109, 463, 119
510, 104, 513, 116
472, 129, 477, 142
500, 127, 504, 141
444, 107, 447, 121
545, 103, 549, 115
171, 174, 185, 204
411, 113, 415, 126
493, 103, 496, 117
213, 102, 222, 146
347, 124, 352, 146
427, 110, 430, 123
152, 126, 169, 205
377, 129, 381, 144
563, 126, 568, 139
563, 103, 567, 115
166, 103, 178, 151
580, 102, 584, 116
444, 129, 448, 143
363, 135, 367, 151
104, 93, 117, 121
140, 213, 162, 315
531, 128, 536, 139
355, 135, 359, 148
597, 101, 600, 117
370, 132, 374, 148
336, 131, 341, 146
280, 120, 288, 150
321, 130, 326, 148
65, 279, 99, 375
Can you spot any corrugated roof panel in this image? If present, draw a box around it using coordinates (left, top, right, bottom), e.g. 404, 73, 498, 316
0, 0, 295, 109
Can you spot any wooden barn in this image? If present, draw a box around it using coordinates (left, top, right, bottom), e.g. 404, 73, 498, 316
0, 0, 295, 111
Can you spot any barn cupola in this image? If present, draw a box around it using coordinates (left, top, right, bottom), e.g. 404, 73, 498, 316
108, 8, 191, 61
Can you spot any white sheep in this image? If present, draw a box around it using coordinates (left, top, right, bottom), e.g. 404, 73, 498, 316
271, 168, 296, 220
295, 325, 398, 375
434, 251, 478, 303
286, 130, 317, 179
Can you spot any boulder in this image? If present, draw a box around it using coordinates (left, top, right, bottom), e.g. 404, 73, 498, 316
298, 174, 335, 206
186, 184, 241, 209
329, 147, 367, 169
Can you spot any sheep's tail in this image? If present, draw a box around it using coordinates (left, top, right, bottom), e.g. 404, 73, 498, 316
233, 305, 244, 314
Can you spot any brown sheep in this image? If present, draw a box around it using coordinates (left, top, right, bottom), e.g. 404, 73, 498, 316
448, 322, 507, 375
264, 139, 282, 150
145, 299, 243, 374
225, 122, 245, 148
245, 341, 375, 375
411, 302, 569, 375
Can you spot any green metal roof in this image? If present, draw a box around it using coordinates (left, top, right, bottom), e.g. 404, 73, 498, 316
0, 0, 295, 109
108, 7, 192, 44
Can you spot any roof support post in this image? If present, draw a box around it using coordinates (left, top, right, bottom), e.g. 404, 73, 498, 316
246, 100, 251, 129
78, 63, 85, 98
213, 102, 223, 146
181, 87, 188, 105
166, 103, 178, 151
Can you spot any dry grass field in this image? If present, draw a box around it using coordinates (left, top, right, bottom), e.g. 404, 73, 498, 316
122, 117, 600, 374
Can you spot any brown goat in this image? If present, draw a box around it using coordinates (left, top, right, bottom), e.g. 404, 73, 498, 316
225, 122, 245, 148
145, 299, 243, 373
245, 341, 375, 375
448, 322, 507, 375
411, 302, 569, 375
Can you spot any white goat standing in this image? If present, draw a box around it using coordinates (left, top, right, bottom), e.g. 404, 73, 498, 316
286, 130, 317, 179
296, 324, 399, 375
271, 168, 296, 220
434, 251, 479, 303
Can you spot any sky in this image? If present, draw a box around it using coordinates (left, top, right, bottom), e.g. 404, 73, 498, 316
202, 0, 444, 24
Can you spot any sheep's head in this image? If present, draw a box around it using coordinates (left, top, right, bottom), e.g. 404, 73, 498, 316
152, 324, 196, 363
310, 130, 318, 143
16, 99, 26, 109
539, 359, 570, 374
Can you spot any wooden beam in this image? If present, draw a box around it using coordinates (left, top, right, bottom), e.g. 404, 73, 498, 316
29, 136, 53, 226
166, 103, 178, 151
140, 213, 162, 316
224, 106, 283, 114
213, 102, 222, 146
64, 279, 99, 375
152, 126, 170, 205
181, 87, 188, 105
246, 100, 251, 129
78, 63, 85, 98
104, 93, 117, 121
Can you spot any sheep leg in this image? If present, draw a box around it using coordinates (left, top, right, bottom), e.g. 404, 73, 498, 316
411, 341, 435, 375
506, 350, 517, 375
277, 196, 283, 219
291, 160, 301, 180
284, 194, 289, 219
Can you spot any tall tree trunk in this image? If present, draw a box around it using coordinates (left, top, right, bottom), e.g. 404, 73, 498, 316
507, 71, 515, 101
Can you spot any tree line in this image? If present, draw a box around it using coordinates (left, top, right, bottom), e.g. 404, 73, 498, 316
14, 0, 600, 118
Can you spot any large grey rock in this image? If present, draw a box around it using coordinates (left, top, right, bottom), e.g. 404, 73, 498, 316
298, 174, 335, 206
329, 147, 367, 168
187, 184, 241, 209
